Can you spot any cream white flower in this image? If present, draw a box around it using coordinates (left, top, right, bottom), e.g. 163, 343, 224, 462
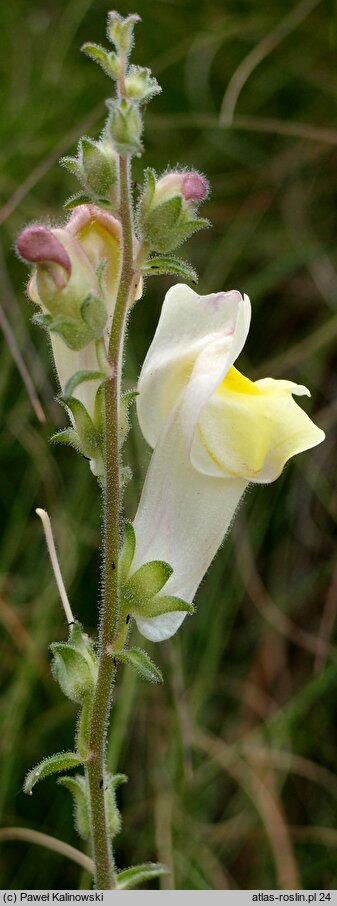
130, 284, 324, 642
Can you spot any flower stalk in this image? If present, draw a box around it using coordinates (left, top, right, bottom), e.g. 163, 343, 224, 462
86, 151, 134, 889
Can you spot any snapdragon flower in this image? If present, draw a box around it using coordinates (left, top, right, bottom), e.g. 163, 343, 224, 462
17, 205, 143, 418
128, 284, 324, 642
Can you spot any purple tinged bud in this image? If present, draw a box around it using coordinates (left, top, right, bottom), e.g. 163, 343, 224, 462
182, 172, 209, 202
17, 226, 72, 275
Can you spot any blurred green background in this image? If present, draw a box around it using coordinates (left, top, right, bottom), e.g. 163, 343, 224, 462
1, 0, 337, 890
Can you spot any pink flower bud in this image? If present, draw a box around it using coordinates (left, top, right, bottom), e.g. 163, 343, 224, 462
182, 172, 209, 202
16, 226, 71, 286
153, 170, 208, 208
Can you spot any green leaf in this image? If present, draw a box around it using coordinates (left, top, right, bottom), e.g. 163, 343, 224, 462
81, 43, 119, 79
142, 255, 198, 283
63, 370, 108, 401
136, 594, 195, 619
24, 752, 84, 796
116, 862, 169, 890
58, 774, 90, 840
123, 560, 173, 608
116, 648, 163, 684
119, 522, 136, 583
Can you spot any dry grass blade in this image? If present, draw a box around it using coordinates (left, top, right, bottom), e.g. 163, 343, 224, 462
219, 0, 323, 125
0, 303, 45, 423
232, 521, 333, 659
193, 730, 300, 889
0, 827, 93, 874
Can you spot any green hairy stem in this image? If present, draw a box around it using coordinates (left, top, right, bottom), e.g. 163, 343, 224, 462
86, 159, 135, 889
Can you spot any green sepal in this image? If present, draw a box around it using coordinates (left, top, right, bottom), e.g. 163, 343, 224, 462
125, 66, 161, 104
50, 621, 98, 704
24, 751, 84, 796
123, 560, 173, 610
61, 396, 102, 460
33, 310, 102, 352
135, 594, 195, 620
80, 294, 107, 338
75, 695, 92, 759
58, 774, 90, 841
139, 196, 183, 252
119, 389, 138, 449
105, 772, 127, 839
63, 193, 95, 211
50, 428, 82, 454
175, 218, 211, 243
116, 863, 169, 890
116, 648, 163, 684
61, 156, 83, 181
93, 382, 105, 434
107, 12, 140, 56
142, 256, 198, 283
81, 43, 120, 79
107, 100, 143, 156
81, 138, 118, 199
137, 168, 156, 220
119, 522, 136, 584
63, 369, 108, 402
108, 773, 128, 789
50, 642, 97, 703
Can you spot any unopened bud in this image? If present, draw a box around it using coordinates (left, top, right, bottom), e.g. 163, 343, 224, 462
17, 226, 71, 289
107, 99, 142, 156
153, 171, 209, 207
107, 11, 141, 56
81, 138, 118, 199
125, 65, 161, 104
137, 168, 209, 254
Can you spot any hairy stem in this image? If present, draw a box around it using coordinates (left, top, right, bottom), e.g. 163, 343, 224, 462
86, 153, 134, 890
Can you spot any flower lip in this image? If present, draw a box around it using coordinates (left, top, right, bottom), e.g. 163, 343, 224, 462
16, 225, 71, 274
182, 172, 209, 202
66, 204, 122, 242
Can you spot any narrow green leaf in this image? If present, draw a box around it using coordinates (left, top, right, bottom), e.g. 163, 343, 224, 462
124, 560, 173, 607
24, 752, 84, 796
116, 648, 163, 684
81, 43, 118, 79
116, 862, 169, 890
136, 594, 195, 619
63, 370, 108, 401
142, 256, 198, 284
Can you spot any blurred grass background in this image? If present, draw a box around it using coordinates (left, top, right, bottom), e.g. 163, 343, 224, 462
0, 0, 337, 890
